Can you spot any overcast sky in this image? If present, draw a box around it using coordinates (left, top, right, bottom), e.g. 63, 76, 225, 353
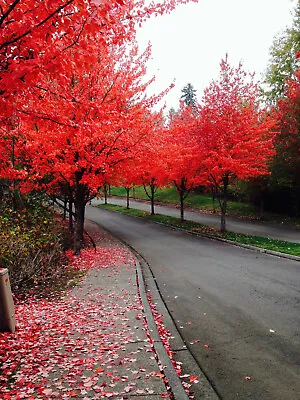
136, 0, 297, 110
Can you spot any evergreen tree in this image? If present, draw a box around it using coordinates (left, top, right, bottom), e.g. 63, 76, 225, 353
180, 83, 198, 108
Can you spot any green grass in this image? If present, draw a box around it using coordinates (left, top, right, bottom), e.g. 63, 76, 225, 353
109, 186, 260, 217
109, 185, 300, 226
98, 204, 300, 257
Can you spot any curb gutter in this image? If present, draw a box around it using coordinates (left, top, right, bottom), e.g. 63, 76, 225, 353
134, 251, 220, 400
135, 255, 190, 400
87, 212, 220, 399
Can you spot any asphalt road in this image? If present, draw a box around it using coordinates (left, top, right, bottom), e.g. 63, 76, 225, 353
86, 205, 300, 400
94, 197, 300, 243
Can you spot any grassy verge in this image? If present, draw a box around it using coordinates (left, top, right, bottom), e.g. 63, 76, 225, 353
108, 186, 300, 226
109, 186, 259, 217
98, 204, 300, 257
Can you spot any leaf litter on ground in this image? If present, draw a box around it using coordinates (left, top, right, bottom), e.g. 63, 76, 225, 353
0, 227, 163, 399
0, 225, 198, 399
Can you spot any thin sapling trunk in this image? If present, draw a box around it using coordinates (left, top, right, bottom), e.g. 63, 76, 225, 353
219, 175, 229, 233
174, 178, 192, 222
143, 178, 157, 215
125, 187, 130, 209
104, 184, 108, 205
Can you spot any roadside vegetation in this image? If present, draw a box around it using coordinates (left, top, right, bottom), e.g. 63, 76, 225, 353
99, 204, 300, 257
109, 185, 300, 226
110, 185, 258, 215
0, 193, 78, 295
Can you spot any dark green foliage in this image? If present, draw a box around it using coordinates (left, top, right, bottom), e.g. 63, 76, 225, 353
180, 83, 198, 108
264, 3, 300, 103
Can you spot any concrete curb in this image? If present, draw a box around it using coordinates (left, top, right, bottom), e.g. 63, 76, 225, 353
135, 254, 190, 400
134, 250, 220, 400
85, 216, 194, 398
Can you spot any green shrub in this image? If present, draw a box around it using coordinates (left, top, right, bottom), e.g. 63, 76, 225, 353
0, 196, 69, 293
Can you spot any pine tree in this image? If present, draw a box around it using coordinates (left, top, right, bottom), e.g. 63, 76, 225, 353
180, 83, 198, 108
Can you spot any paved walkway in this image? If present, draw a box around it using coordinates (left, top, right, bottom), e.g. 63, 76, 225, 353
3, 221, 219, 399
52, 221, 190, 399
63, 235, 169, 399
92, 198, 300, 244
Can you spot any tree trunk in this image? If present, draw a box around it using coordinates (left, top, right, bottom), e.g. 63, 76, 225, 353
11, 135, 17, 211
180, 189, 184, 222
63, 197, 67, 220
219, 175, 229, 233
150, 183, 155, 215
74, 173, 86, 254
220, 210, 226, 233
68, 198, 73, 232
126, 187, 130, 209
74, 195, 85, 254
104, 185, 108, 205
175, 178, 187, 222
143, 179, 156, 215
108, 184, 111, 196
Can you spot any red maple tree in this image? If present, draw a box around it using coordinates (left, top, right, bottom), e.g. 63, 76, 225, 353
198, 56, 278, 232
165, 102, 202, 221
130, 111, 169, 215
23, 44, 163, 251
0, 0, 194, 102
0, 0, 196, 252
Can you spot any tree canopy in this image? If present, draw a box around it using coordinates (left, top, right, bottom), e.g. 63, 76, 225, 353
0, 0, 197, 252
197, 56, 278, 231
264, 2, 300, 103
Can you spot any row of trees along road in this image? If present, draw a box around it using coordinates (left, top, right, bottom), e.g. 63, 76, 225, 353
148, 57, 277, 232
0, 0, 197, 254
1, 0, 298, 253
104, 56, 278, 232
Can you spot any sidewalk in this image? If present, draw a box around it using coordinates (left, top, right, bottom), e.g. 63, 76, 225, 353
1, 221, 209, 399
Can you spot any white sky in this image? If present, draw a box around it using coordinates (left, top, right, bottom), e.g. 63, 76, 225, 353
136, 0, 297, 110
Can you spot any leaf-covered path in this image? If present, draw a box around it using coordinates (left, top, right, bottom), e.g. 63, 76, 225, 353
0, 223, 184, 399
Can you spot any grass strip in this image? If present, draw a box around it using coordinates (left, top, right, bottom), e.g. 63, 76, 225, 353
109, 186, 300, 226
98, 204, 300, 257
109, 186, 257, 216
